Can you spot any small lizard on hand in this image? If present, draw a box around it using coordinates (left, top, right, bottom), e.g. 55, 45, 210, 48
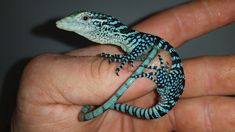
56, 11, 185, 121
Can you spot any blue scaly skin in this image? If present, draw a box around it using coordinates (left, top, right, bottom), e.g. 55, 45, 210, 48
56, 11, 185, 121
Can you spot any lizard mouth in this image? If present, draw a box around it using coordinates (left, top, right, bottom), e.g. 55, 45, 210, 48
56, 16, 82, 32
56, 19, 75, 32
56, 17, 95, 33
56, 21, 63, 29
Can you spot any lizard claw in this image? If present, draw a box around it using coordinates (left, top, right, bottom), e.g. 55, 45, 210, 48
100, 52, 106, 57
115, 68, 120, 76
130, 60, 135, 67
100, 52, 112, 59
108, 58, 113, 63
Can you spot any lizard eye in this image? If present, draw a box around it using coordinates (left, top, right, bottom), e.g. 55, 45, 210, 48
82, 16, 89, 21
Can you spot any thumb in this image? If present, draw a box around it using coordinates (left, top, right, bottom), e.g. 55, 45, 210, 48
19, 45, 155, 107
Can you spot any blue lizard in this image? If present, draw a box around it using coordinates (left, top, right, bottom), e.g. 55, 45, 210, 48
56, 11, 185, 121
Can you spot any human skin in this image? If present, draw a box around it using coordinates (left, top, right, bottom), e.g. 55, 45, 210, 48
12, 1, 235, 132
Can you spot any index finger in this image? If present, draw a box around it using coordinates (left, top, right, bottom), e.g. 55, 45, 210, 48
68, 1, 235, 57
134, 0, 235, 47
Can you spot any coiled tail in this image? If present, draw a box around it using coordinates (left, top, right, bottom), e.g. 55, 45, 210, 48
111, 37, 185, 119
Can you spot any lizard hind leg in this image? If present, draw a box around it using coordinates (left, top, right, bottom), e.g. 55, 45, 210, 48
131, 72, 158, 82
143, 54, 169, 70
131, 54, 170, 83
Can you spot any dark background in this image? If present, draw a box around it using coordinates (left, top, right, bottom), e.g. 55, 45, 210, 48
0, 0, 234, 131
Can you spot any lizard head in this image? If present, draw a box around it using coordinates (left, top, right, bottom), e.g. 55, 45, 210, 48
56, 11, 131, 45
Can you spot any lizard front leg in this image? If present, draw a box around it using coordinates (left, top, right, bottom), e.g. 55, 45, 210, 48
101, 43, 151, 75
101, 53, 134, 75
100, 53, 125, 63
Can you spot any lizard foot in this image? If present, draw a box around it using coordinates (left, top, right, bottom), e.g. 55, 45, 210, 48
101, 53, 136, 75
131, 55, 170, 85
100, 53, 124, 63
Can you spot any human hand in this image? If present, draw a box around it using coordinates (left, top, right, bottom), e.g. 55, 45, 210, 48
12, 1, 235, 132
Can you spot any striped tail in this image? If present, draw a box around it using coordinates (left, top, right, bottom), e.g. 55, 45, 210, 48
110, 37, 185, 119
111, 71, 184, 119
111, 100, 175, 119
